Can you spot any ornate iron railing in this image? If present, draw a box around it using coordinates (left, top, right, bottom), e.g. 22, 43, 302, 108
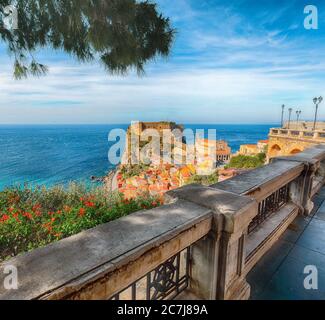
110, 247, 190, 300
248, 184, 290, 234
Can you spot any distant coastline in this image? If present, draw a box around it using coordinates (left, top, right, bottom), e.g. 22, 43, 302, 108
0, 124, 274, 191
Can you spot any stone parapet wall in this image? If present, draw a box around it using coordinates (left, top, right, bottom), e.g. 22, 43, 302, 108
2, 145, 325, 301
268, 128, 325, 159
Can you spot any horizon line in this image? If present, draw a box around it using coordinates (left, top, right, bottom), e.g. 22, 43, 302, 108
0, 122, 284, 126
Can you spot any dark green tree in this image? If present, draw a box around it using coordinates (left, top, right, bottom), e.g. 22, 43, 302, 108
0, 0, 174, 79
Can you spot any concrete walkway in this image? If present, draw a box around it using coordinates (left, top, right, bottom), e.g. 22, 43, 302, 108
248, 187, 325, 300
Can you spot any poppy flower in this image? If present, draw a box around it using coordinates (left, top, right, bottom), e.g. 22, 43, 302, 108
0, 215, 10, 223
85, 202, 95, 208
23, 212, 33, 220
78, 208, 86, 217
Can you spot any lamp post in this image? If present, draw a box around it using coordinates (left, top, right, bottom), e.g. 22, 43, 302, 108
288, 108, 293, 129
296, 110, 302, 128
281, 104, 285, 128
313, 96, 323, 131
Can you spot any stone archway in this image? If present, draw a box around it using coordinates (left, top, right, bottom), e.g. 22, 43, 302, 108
290, 148, 302, 155
269, 144, 281, 158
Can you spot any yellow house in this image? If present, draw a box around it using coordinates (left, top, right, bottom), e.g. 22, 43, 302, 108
239, 144, 259, 156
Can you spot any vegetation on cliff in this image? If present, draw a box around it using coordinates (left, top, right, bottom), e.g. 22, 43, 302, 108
0, 183, 162, 262
225, 153, 266, 169
185, 173, 219, 186
120, 164, 151, 180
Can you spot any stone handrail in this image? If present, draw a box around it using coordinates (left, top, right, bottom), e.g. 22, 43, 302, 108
1, 145, 325, 300
270, 128, 325, 141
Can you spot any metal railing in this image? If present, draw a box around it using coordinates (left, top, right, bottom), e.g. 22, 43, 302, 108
248, 183, 290, 234
110, 247, 190, 300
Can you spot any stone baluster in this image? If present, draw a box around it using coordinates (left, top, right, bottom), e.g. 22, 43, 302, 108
271, 146, 325, 215
165, 184, 258, 300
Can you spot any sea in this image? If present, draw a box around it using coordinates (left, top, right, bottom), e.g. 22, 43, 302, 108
0, 124, 276, 191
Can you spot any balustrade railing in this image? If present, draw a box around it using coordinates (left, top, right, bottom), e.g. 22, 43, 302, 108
269, 128, 325, 140
110, 247, 190, 300
304, 132, 314, 138
248, 184, 290, 234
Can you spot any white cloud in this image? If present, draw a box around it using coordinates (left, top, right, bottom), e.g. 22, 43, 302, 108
1, 0, 325, 124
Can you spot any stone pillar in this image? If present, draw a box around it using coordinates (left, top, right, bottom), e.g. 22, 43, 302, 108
314, 132, 320, 139
271, 156, 321, 216
189, 229, 220, 299
165, 184, 258, 300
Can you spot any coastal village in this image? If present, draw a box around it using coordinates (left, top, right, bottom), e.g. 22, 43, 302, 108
107, 122, 269, 199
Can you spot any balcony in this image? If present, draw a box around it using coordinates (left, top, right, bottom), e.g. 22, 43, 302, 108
270, 128, 325, 142
1, 145, 325, 300
248, 187, 325, 300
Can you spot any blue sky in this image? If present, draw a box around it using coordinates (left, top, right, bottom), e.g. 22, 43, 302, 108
1, 0, 325, 124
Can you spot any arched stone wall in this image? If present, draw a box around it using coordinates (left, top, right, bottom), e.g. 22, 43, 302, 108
267, 135, 318, 158
269, 144, 282, 158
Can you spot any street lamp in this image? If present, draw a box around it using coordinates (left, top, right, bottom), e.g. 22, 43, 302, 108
296, 110, 302, 127
288, 108, 293, 129
313, 96, 323, 131
281, 104, 285, 128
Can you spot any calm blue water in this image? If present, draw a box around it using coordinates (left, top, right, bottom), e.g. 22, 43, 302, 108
0, 124, 275, 190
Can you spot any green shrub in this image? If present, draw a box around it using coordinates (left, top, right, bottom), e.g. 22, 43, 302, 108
120, 164, 151, 179
0, 183, 161, 262
185, 173, 219, 186
225, 153, 266, 169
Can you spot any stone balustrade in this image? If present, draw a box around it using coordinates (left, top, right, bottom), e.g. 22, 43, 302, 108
270, 128, 325, 141
1, 145, 325, 300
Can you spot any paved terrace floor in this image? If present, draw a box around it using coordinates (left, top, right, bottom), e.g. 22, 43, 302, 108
248, 187, 325, 300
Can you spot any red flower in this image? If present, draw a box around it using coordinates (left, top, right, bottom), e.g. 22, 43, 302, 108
8, 207, 14, 213
34, 210, 42, 217
32, 204, 42, 212
23, 212, 33, 220
12, 212, 21, 223
85, 201, 95, 208
78, 208, 86, 217
0, 215, 10, 223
